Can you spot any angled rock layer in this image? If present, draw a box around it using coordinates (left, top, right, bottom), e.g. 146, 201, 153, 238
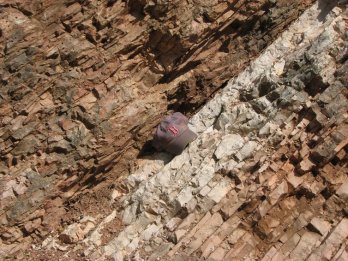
2, 0, 347, 259
59, 2, 347, 260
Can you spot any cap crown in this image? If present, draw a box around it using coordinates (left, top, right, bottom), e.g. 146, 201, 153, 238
153, 112, 189, 151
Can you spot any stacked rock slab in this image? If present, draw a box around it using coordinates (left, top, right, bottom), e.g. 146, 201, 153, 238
65, 2, 347, 260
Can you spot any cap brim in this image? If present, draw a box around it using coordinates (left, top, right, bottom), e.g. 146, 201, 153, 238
166, 128, 197, 155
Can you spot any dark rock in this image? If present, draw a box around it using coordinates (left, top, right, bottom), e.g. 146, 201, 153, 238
11, 122, 37, 140
11, 135, 40, 156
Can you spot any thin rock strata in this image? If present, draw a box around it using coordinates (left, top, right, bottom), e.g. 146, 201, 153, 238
45, 2, 347, 260
0, 0, 316, 257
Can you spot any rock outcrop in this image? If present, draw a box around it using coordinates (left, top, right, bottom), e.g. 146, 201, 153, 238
1, 0, 346, 260
32, 1, 346, 260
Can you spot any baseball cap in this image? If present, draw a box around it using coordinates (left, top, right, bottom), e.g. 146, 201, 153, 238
152, 112, 197, 155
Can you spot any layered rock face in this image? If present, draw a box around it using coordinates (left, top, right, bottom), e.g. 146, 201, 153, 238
25, 2, 347, 260
76, 2, 347, 260
1, 0, 346, 259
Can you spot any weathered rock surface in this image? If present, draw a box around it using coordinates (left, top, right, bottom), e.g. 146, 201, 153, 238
50, 2, 346, 260
0, 0, 317, 257
1, 0, 347, 260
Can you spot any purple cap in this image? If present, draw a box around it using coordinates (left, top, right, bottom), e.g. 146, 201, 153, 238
152, 112, 197, 155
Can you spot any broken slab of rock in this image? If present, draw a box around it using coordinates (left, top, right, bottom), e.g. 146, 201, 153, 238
214, 134, 244, 160
235, 140, 259, 162
336, 180, 348, 201
268, 180, 288, 205
308, 217, 331, 237
59, 217, 96, 244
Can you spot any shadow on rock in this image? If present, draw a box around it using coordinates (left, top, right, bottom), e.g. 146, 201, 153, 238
317, 0, 339, 21
137, 139, 173, 164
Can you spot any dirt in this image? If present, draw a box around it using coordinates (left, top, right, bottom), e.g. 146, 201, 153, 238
100, 217, 123, 246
